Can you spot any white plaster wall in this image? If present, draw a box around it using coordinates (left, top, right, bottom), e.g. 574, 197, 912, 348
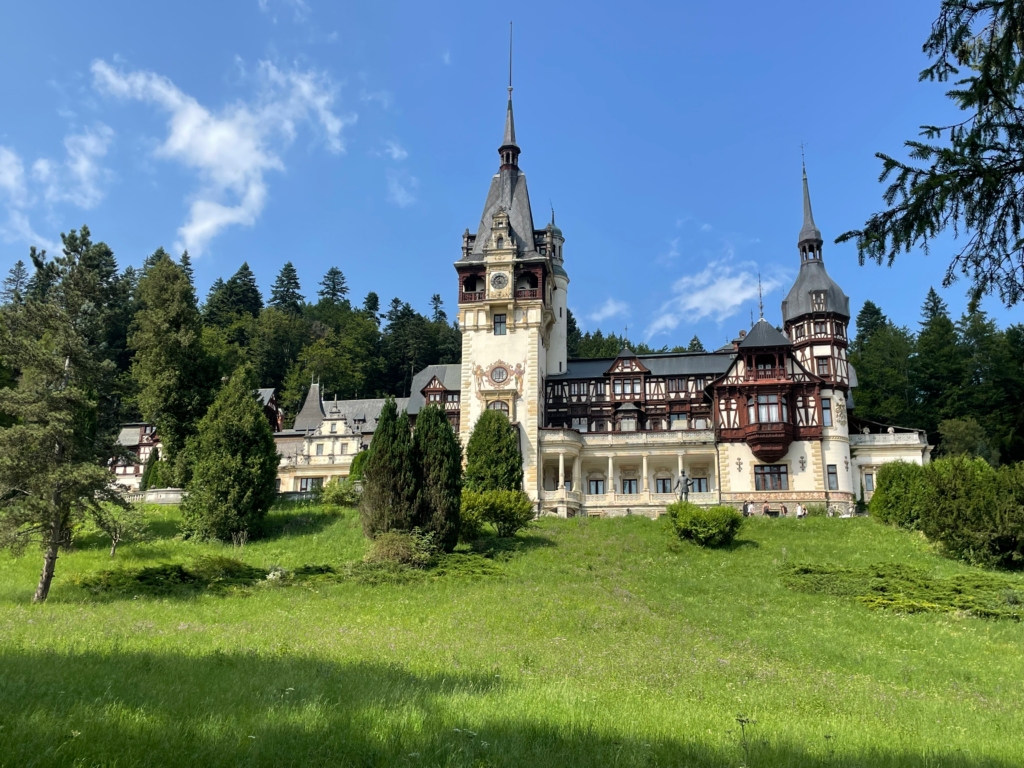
547, 274, 568, 376
723, 441, 818, 494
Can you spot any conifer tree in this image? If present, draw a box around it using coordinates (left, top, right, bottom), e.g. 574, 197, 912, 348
362, 291, 380, 323
464, 409, 523, 492
1, 260, 29, 305
359, 397, 419, 537
687, 335, 705, 352
413, 404, 462, 551
130, 256, 216, 466
851, 300, 887, 355
270, 261, 304, 314
915, 288, 962, 433
566, 308, 582, 358
223, 262, 263, 318
0, 235, 124, 601
202, 278, 229, 326
181, 365, 278, 540
318, 267, 348, 303
430, 293, 446, 323
139, 446, 160, 491
179, 250, 194, 287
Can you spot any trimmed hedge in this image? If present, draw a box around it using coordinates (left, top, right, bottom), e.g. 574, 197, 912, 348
666, 502, 743, 547
870, 461, 926, 528
460, 490, 534, 538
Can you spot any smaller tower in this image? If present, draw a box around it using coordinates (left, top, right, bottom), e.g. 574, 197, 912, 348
546, 210, 568, 374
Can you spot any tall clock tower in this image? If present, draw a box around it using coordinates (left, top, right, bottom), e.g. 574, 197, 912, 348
454, 82, 567, 500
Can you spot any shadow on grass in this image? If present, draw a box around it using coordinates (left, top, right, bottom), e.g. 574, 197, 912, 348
0, 648, 1012, 768
260, 507, 346, 540
467, 531, 555, 559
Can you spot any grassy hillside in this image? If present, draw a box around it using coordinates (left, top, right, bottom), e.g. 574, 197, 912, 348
1, 505, 1022, 767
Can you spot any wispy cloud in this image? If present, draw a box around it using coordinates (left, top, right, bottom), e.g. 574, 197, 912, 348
646, 261, 783, 338
258, 0, 310, 23
588, 297, 630, 324
382, 140, 408, 161
656, 236, 681, 266
0, 147, 27, 206
92, 58, 355, 255
32, 123, 114, 209
360, 89, 393, 109
442, 51, 451, 65
386, 169, 417, 207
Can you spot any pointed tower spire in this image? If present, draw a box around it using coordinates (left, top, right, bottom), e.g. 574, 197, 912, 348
499, 21, 520, 169
758, 272, 764, 319
798, 157, 823, 262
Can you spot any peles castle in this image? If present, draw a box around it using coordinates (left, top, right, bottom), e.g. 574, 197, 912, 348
275, 81, 932, 516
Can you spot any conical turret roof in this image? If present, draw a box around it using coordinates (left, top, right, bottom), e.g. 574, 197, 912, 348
798, 163, 822, 244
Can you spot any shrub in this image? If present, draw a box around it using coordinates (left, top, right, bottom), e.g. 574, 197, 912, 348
90, 503, 149, 558
917, 455, 1013, 567
666, 502, 743, 547
321, 477, 360, 508
363, 529, 435, 568
348, 450, 369, 482
181, 365, 279, 541
459, 492, 486, 542
359, 398, 419, 538
464, 409, 523, 492
412, 404, 462, 552
871, 461, 926, 528
461, 489, 534, 538
805, 503, 828, 518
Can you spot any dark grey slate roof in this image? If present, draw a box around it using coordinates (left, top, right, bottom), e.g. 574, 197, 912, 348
256, 388, 275, 407
322, 398, 409, 432
548, 353, 734, 380
466, 168, 536, 259
781, 261, 851, 321
117, 424, 147, 447
502, 98, 517, 147
738, 319, 792, 348
407, 364, 462, 415
616, 346, 634, 358
292, 382, 326, 432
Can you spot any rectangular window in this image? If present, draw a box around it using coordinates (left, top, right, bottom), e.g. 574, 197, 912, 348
865, 473, 874, 492
621, 479, 638, 495
794, 325, 805, 339
588, 479, 605, 495
827, 464, 839, 490
816, 357, 830, 376
620, 417, 637, 432
613, 379, 622, 395
493, 314, 506, 335
595, 382, 606, 396
633, 378, 641, 394
339, 443, 348, 454
812, 291, 826, 312
315, 444, 324, 456
822, 398, 832, 427
754, 465, 789, 491
656, 478, 672, 494
692, 477, 709, 493
667, 379, 677, 392
571, 417, 588, 432
445, 393, 458, 402
570, 383, 578, 395
622, 379, 631, 394
692, 418, 708, 430
695, 378, 705, 390
330, 422, 337, 433
299, 477, 324, 492
670, 413, 687, 430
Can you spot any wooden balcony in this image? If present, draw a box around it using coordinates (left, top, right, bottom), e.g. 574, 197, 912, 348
515, 288, 539, 299
743, 421, 794, 462
459, 291, 485, 303
746, 368, 787, 381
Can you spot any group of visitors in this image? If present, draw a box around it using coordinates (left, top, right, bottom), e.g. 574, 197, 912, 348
742, 500, 809, 518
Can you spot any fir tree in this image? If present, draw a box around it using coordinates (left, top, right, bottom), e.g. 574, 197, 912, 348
202, 278, 229, 326
430, 293, 447, 323
464, 409, 523, 492
566, 308, 582, 358
687, 335, 705, 352
318, 267, 348, 303
852, 300, 887, 355
914, 288, 962, 434
25, 246, 57, 302
179, 250, 194, 286
413, 404, 462, 552
270, 261, 304, 314
141, 247, 170, 275
130, 257, 216, 466
1, 260, 29, 305
363, 291, 380, 323
0, 234, 124, 602
139, 446, 160, 492
359, 397, 419, 537
181, 365, 279, 540
223, 262, 263, 318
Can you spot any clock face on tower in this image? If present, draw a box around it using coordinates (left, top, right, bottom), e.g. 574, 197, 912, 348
490, 273, 508, 290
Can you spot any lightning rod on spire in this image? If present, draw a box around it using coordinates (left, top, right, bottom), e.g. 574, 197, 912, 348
508, 21, 513, 97
758, 273, 764, 320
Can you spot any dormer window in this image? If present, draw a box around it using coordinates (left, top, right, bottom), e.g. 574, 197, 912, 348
812, 291, 826, 312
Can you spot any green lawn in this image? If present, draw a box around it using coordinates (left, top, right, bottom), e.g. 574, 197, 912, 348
1, 505, 1022, 767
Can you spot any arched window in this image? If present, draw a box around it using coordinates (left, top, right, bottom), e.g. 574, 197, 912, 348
487, 401, 509, 416
496, 236, 504, 250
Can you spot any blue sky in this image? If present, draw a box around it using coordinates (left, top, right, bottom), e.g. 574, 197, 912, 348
0, 0, 1018, 349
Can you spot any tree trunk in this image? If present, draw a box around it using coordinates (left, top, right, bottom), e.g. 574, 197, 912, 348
33, 511, 61, 603
110, 538, 118, 558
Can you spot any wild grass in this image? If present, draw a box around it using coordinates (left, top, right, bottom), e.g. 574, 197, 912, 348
1, 506, 1023, 767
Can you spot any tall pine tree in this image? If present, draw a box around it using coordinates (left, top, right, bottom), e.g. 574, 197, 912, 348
1, 260, 29, 305
318, 267, 348, 304
269, 261, 304, 314
914, 288, 962, 435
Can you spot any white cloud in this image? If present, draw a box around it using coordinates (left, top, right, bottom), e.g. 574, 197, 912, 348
646, 262, 782, 338
91, 58, 355, 255
258, 0, 309, 22
655, 236, 681, 266
360, 89, 393, 109
588, 297, 629, 324
700, 223, 713, 232
33, 124, 114, 209
386, 169, 417, 207
0, 147, 27, 206
0, 209, 60, 252
382, 140, 408, 161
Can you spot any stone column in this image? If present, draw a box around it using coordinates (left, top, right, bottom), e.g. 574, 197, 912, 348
558, 451, 565, 491
641, 454, 649, 492
573, 454, 581, 496
607, 455, 615, 499
677, 452, 684, 479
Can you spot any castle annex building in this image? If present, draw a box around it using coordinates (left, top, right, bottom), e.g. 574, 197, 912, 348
284, 84, 931, 516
